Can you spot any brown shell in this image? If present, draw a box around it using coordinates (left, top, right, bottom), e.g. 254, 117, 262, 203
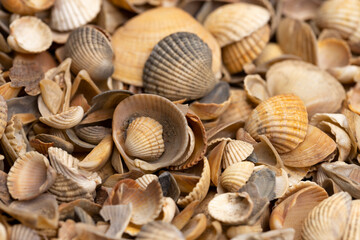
0, 95, 7, 140
64, 26, 114, 82
143, 32, 217, 101
39, 106, 84, 129
75, 125, 111, 145
244, 94, 308, 154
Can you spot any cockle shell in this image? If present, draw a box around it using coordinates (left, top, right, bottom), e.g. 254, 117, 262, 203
301, 191, 352, 240
220, 161, 254, 192
50, 0, 102, 32
137, 221, 185, 240
8, 16, 52, 54
10, 224, 40, 240
222, 140, 254, 169
40, 106, 84, 129
244, 94, 308, 154
64, 25, 114, 82
143, 32, 217, 101
343, 200, 360, 240
1, 0, 55, 15
75, 125, 111, 145
112, 7, 221, 86
7, 151, 56, 200
124, 117, 165, 161
136, 174, 159, 190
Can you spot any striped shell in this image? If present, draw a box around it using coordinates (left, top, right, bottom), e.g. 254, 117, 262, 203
137, 221, 185, 240
75, 125, 111, 145
222, 140, 254, 169
343, 200, 360, 240
5, 115, 27, 157
143, 32, 216, 101
10, 224, 40, 240
39, 106, 84, 129
7, 151, 57, 200
136, 174, 159, 190
0, 95, 8, 140
220, 161, 254, 192
50, 0, 102, 32
64, 26, 114, 82
245, 94, 308, 154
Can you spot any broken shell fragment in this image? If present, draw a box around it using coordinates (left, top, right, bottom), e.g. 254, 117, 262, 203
137, 221, 185, 240
0, 95, 8, 140
75, 125, 111, 145
10, 224, 40, 240
40, 106, 84, 129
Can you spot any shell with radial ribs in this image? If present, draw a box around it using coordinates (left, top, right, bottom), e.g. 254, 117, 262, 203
220, 161, 255, 192
143, 32, 217, 101
244, 94, 308, 154
64, 25, 114, 82
39, 106, 84, 129
0, 95, 7, 140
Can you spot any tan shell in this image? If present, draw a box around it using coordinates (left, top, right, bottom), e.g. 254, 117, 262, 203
113, 94, 188, 172
189, 99, 231, 121
64, 25, 114, 82
50, 0, 102, 32
266, 60, 346, 118
124, 117, 165, 161
40, 106, 84, 129
100, 204, 132, 238
2, 0, 54, 14
208, 192, 253, 224
7, 151, 56, 200
8, 16, 52, 54
244, 94, 308, 154
301, 191, 352, 240
232, 228, 295, 240
255, 43, 284, 66
328, 65, 360, 84
219, 89, 253, 124
343, 200, 360, 240
112, 7, 221, 86
143, 32, 216, 101
0, 82, 21, 100
182, 213, 207, 240
280, 125, 337, 167
222, 140, 254, 169
10, 224, 40, 240
220, 161, 254, 192
137, 221, 185, 240
75, 125, 111, 145
244, 74, 269, 105
318, 38, 351, 69
227, 224, 262, 239
136, 174, 159, 190
0, 95, 8, 140
39, 79, 63, 115
5, 115, 27, 158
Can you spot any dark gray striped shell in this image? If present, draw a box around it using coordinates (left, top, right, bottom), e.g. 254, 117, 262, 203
64, 25, 114, 82
143, 32, 217, 101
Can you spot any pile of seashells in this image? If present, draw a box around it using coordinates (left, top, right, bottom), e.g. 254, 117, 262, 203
1, 0, 360, 239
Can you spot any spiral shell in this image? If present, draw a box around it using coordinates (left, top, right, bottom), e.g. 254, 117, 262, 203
64, 25, 114, 82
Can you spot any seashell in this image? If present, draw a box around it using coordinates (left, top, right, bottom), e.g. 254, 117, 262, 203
71, 94, 91, 113
282, 0, 321, 20
65, 128, 97, 152
317, 38, 351, 69
220, 161, 254, 192
232, 228, 295, 240
0, 82, 21, 100
157, 197, 177, 222
219, 89, 253, 124
227, 224, 262, 239
39, 79, 63, 115
343, 200, 360, 240
4, 115, 27, 158
124, 117, 165, 161
0, 95, 7, 140
112, 7, 221, 86
7, 151, 56, 200
74, 206, 94, 225
75, 125, 112, 145
35, 133, 74, 153
244, 74, 269, 105
64, 26, 114, 82
171, 200, 199, 230
277, 18, 317, 64
267, 60, 346, 118
97, 0, 128, 34
181, 213, 207, 240
208, 192, 253, 224
137, 221, 185, 240
244, 94, 308, 154
222, 139, 254, 169
207, 120, 245, 142
301, 191, 352, 240
143, 32, 217, 101
113, 94, 188, 172
48, 147, 101, 193
100, 204, 132, 238
78, 134, 113, 171
50, 0, 102, 32
328, 65, 360, 84
136, 174, 159, 190
71, 70, 101, 103
40, 106, 84, 129
2, 0, 54, 14
158, 172, 180, 201
270, 185, 328, 240
255, 43, 284, 66
8, 16, 52, 54
177, 157, 210, 208
10, 224, 40, 240
280, 125, 337, 167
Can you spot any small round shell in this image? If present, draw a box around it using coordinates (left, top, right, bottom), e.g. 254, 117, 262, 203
143, 32, 217, 101
244, 94, 308, 154
40, 106, 84, 129
220, 161, 254, 192
222, 140, 254, 169
7, 151, 57, 200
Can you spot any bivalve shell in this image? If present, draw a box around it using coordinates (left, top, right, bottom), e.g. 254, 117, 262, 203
137, 221, 185, 240
343, 200, 360, 240
40, 106, 84, 129
222, 140, 254, 169
10, 224, 40, 240
2, 0, 55, 15
244, 94, 308, 154
0, 95, 8, 140
220, 161, 254, 192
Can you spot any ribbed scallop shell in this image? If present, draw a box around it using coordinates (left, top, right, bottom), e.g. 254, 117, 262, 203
203, 3, 271, 47
124, 117, 165, 161
137, 221, 185, 240
11, 224, 40, 240
5, 116, 27, 157
0, 94, 8, 140
40, 106, 84, 129
50, 0, 102, 32
222, 140, 254, 169
301, 192, 352, 240
7, 151, 57, 200
177, 157, 210, 208
244, 94, 308, 154
143, 32, 216, 101
100, 204, 132, 238
64, 26, 114, 82
220, 161, 254, 192
136, 174, 159, 190
112, 7, 221, 87
343, 200, 360, 240
75, 125, 111, 145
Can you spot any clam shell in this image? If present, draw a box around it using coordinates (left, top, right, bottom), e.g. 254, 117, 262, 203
222, 140, 254, 169
301, 191, 352, 240
113, 94, 188, 172
171, 200, 199, 230
318, 38, 351, 69
143, 32, 216, 101
208, 192, 253, 224
112, 7, 221, 86
8, 16, 52, 54
227, 224, 262, 239
2, 0, 54, 15
100, 204, 132, 238
280, 125, 337, 167
255, 43, 284, 66
64, 26, 114, 82
7, 151, 56, 200
182, 214, 207, 240
75, 125, 111, 145
0, 82, 21, 100
51, 0, 102, 32
5, 115, 27, 158
157, 197, 177, 222
137, 221, 185, 240
35, 133, 74, 153
266, 60, 346, 118
343, 200, 360, 240
125, 117, 165, 161
40, 106, 84, 129
244, 94, 308, 154
232, 228, 295, 240
136, 174, 159, 190
39, 79, 63, 115
0, 95, 8, 140
220, 161, 254, 192
219, 89, 253, 124
244, 74, 269, 104
10, 224, 40, 240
